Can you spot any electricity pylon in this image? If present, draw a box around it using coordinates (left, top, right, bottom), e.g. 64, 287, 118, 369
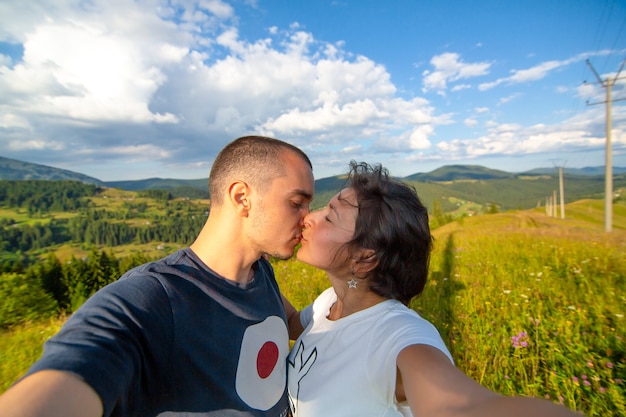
585, 58, 626, 233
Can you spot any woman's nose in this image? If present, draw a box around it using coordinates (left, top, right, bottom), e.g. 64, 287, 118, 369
302, 210, 317, 229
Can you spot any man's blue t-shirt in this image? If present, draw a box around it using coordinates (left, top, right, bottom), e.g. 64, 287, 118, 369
27, 248, 291, 417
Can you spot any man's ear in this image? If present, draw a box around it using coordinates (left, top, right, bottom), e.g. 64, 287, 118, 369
353, 249, 378, 275
228, 181, 251, 215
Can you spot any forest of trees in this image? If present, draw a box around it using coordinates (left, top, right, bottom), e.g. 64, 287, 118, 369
0, 179, 486, 328
0, 180, 206, 257
0, 180, 208, 327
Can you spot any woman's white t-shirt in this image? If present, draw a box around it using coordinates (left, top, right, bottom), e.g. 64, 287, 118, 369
287, 288, 453, 417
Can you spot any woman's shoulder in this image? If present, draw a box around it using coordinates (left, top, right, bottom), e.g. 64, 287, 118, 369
378, 303, 454, 363
314, 287, 338, 305
376, 303, 441, 335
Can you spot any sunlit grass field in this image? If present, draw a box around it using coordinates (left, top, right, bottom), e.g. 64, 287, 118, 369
276, 208, 626, 416
2, 206, 625, 416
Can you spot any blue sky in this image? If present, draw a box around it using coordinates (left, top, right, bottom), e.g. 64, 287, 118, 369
0, 0, 625, 181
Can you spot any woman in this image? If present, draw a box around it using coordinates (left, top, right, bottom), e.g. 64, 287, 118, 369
284, 161, 581, 417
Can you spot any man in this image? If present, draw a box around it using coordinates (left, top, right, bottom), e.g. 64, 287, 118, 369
0, 136, 315, 417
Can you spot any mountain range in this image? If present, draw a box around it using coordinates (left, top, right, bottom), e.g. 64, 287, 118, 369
2, 155, 626, 212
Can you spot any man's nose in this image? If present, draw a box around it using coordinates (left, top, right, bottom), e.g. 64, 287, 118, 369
301, 211, 314, 228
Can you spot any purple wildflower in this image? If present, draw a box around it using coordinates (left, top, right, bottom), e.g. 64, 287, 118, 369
511, 331, 529, 348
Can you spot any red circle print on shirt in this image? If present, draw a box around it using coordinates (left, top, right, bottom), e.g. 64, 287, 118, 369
236, 315, 288, 410
257, 341, 279, 378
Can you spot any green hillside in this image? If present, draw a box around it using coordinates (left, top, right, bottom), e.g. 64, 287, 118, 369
104, 178, 210, 199
408, 174, 626, 212
2, 202, 625, 416
0, 156, 104, 185
104, 177, 209, 193
3, 155, 625, 214
406, 164, 513, 181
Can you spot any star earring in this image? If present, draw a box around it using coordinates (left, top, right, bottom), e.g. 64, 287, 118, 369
347, 266, 358, 289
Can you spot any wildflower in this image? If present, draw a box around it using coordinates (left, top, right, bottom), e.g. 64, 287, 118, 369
587, 361, 594, 368
606, 362, 614, 369
615, 379, 622, 384
599, 387, 606, 393
572, 376, 579, 383
558, 395, 564, 404
511, 331, 529, 348
584, 380, 591, 387
504, 375, 510, 380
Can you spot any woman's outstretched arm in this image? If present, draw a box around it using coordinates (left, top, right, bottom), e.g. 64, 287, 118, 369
397, 344, 582, 417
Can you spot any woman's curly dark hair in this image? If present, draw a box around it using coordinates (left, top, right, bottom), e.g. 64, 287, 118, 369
341, 161, 433, 305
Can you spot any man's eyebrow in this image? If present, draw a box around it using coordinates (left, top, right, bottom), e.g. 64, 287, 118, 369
290, 189, 313, 200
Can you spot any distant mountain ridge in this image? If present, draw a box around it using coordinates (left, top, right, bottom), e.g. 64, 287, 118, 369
3, 155, 625, 185
522, 166, 626, 176
3, 155, 626, 212
406, 165, 514, 181
2, 155, 626, 203
0, 156, 105, 185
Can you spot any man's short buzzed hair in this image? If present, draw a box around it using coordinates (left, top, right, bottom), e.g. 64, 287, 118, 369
208, 136, 312, 206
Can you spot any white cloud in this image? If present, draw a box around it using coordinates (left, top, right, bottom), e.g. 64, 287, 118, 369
464, 118, 478, 128
0, 0, 185, 125
422, 52, 491, 93
202, 0, 235, 19
342, 144, 362, 153
433, 108, 624, 161
477, 51, 615, 91
7, 138, 66, 151
408, 125, 433, 149
0, 112, 31, 129
498, 93, 522, 105
0, 1, 623, 180
451, 83, 471, 92
0, 0, 444, 178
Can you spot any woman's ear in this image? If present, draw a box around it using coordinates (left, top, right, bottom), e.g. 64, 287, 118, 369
228, 181, 251, 215
352, 249, 378, 276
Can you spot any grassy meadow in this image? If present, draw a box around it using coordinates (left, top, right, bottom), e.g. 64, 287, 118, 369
275, 205, 626, 416
1, 202, 625, 416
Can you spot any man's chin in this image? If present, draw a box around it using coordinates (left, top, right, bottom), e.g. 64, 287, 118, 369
264, 249, 295, 261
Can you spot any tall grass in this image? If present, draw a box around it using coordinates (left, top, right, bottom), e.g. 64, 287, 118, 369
2, 209, 624, 416
277, 209, 626, 416
0, 317, 64, 392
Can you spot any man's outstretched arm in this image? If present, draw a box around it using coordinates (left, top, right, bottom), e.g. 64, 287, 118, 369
0, 370, 103, 417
